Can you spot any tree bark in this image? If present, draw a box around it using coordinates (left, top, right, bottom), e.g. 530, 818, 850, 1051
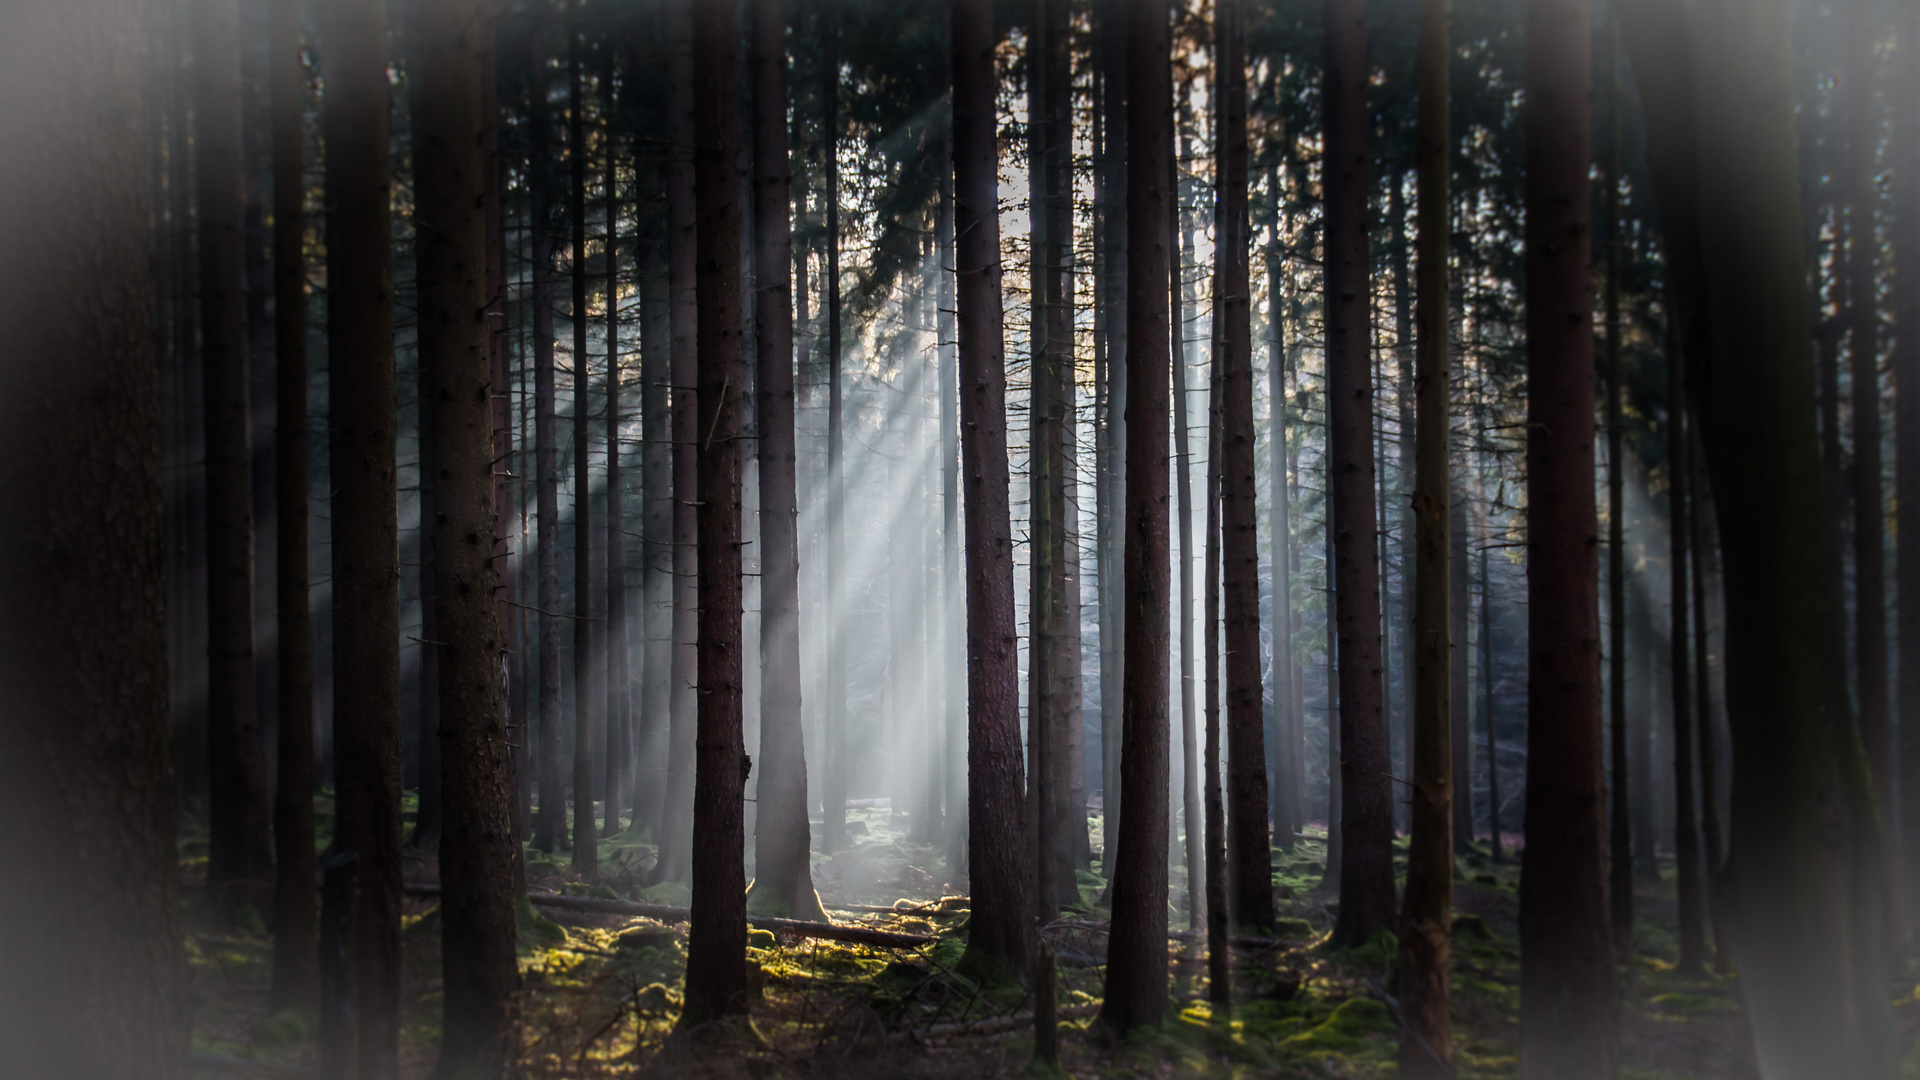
1323, 0, 1395, 949
1267, 189, 1297, 853
1396, 0, 1452, 1071
604, 42, 630, 842
1518, 0, 1618, 1071
1481, 538, 1501, 862
320, 0, 404, 1070
822, 0, 849, 857
0, 3, 189, 1071
1689, 438, 1725, 964
1899, 0, 1920, 939
1668, 348, 1707, 976
1099, 0, 1172, 1035
1173, 98, 1202, 939
748, 0, 823, 924
1203, 341, 1229, 1003
951, 0, 1036, 985
680, 0, 749, 1024
268, 0, 318, 1015
1602, 14, 1631, 956
531, 25, 566, 854
196, 0, 274, 901
1096, 0, 1128, 878
640, 50, 674, 846
415, 0, 524, 1067
568, 26, 599, 875
408, 0, 445, 854
1212, 0, 1273, 932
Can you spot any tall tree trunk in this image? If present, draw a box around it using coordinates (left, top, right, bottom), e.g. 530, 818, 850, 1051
1322, 508, 1343, 886
320, 0, 404, 1070
1096, 0, 1128, 878
1481, 537, 1501, 862
1172, 101, 1203, 938
1099, 0, 1172, 1035
268, 0, 318, 1015
1630, 563, 1657, 878
1846, 0, 1900, 947
1518, 0, 1618, 1070
939, 133, 967, 879
0, 2, 189, 1071
604, 44, 629, 842
532, 26, 566, 854
1689, 440, 1725, 965
196, 0, 274, 901
1390, 180, 1415, 833
950, 0, 1035, 984
748, 0, 823, 924
1899, 0, 1920, 938
657, 0, 699, 882
1449, 495, 1470, 852
822, 0, 849, 856
640, 57, 674, 846
1212, 0, 1272, 931
416, 0, 524, 1066
408, 0, 444, 854
1267, 192, 1296, 853
680, 0, 749, 1023
1668, 356, 1707, 975
1397, 0, 1453, 1070
1204, 362, 1228, 1001
1602, 14, 1631, 954
1323, 0, 1394, 949
1623, 0, 1901, 1070
569, 26, 599, 874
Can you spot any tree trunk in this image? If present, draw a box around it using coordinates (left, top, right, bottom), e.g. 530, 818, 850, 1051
196, 0, 274, 902
657, 0, 700, 883
950, 0, 1035, 984
568, 26, 599, 875
1096, 0, 1128, 879
747, 0, 823, 924
938, 136, 967, 880
0, 3, 190, 1071
1212, 0, 1272, 932
415, 0, 524, 1066
1321, 512, 1342, 887
1267, 196, 1296, 853
408, 0, 444, 854
1099, 0, 1172, 1035
1390, 180, 1415, 836
1629, 561, 1657, 879
1518, 0, 1618, 1070
680, 0, 749, 1023
1203, 340, 1229, 1003
1602, 14, 1631, 955
1323, 0, 1395, 949
640, 72, 674, 846
1668, 351, 1707, 976
1689, 439, 1724, 964
1173, 99, 1202, 939
1449, 495, 1470, 853
268, 0, 317, 1015
532, 24, 566, 854
604, 43, 629, 842
822, 1, 849, 857
1396, 0, 1453, 1072
1481, 538, 1501, 862
320, 0, 404, 1069
1899, 0, 1920, 939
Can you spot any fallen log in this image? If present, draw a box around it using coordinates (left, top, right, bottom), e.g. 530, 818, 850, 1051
402, 884, 935, 949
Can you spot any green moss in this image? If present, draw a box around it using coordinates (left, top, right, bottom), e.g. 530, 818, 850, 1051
1279, 996, 1393, 1056
1648, 991, 1739, 1015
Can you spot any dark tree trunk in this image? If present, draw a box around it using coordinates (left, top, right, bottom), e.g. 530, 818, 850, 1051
1668, 361, 1706, 976
1321, 510, 1342, 888
1323, 0, 1395, 949
1518, 0, 1618, 1070
748, 0, 822, 923
657, 0, 700, 882
1899, 0, 1920, 937
1212, 0, 1272, 931
532, 26, 566, 854
196, 0, 274, 901
408, 0, 444, 854
1396, 0, 1453, 1072
1602, 16, 1631, 955
939, 139, 967, 879
822, 1, 848, 857
1096, 0, 1128, 876
1099, 0, 1172, 1035
680, 0, 749, 1023
1172, 105, 1202, 937
604, 43, 629, 842
640, 65, 674, 845
1449, 494, 1470, 853
0, 3, 189, 1071
1689, 441, 1724, 962
1267, 192, 1297, 853
1629, 564, 1658, 879
1390, 181, 1414, 836
1203, 351, 1229, 1002
950, 0, 1035, 984
415, 0, 523, 1067
1481, 538, 1501, 863
568, 27, 599, 875
268, 0, 318, 1015
320, 0, 404, 1070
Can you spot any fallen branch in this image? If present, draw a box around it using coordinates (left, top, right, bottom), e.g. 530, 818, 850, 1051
402, 885, 935, 949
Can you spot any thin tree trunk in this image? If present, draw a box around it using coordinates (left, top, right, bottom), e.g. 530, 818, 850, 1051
1689, 437, 1724, 964
416, 0, 523, 1066
196, 0, 274, 902
1203, 337, 1229, 1003
1629, 558, 1657, 879
1519, 0, 1618, 1069
1481, 537, 1501, 863
1397, 0, 1453, 1071
1603, 13, 1631, 955
1267, 191, 1296, 853
1899, 0, 1920, 937
640, 54, 674, 845
1322, 511, 1342, 886
532, 25, 566, 854
0, 5, 189, 1071
1390, 180, 1415, 834
939, 133, 967, 879
1212, 0, 1272, 931
408, 0, 444, 853
1097, 0, 1128, 879
604, 44, 629, 842
657, 0, 699, 882
1172, 102, 1202, 938
1323, 0, 1394, 949
950, 0, 1036, 984
1099, 0, 1172, 1035
1449, 494, 1470, 852
320, 0, 403, 1069
822, 1, 848, 857
1668, 352, 1706, 976
268, 0, 317, 1015
680, 0, 749, 1023
568, 26, 599, 874
748, 0, 823, 924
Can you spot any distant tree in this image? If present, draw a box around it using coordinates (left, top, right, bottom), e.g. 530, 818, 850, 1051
320, 0, 405, 1069
1667, 360, 1706, 976
749, 0, 826, 924
195, 0, 274, 902
680, 0, 750, 1026
414, 0, 523, 1068
1095, 0, 1128, 878
822, 0, 849, 858
1322, 0, 1395, 949
1203, 338, 1229, 1002
1396, 0, 1453, 1070
1100, 0, 1173, 1035
950, 0, 1036, 985
603, 39, 629, 842
268, 0, 318, 1015
407, 0, 445, 853
531, 20, 566, 855
1517, 0, 1618, 1072
568, 24, 600, 875
1601, 13, 1631, 955
0, 3, 189, 1073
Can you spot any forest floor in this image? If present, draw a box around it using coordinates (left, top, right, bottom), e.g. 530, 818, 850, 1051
179, 801, 1920, 1078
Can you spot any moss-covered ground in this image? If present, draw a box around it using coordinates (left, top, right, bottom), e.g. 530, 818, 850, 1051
178, 802, 1920, 1077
